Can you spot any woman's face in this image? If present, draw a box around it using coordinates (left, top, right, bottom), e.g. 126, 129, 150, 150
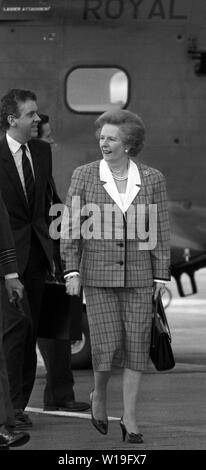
99, 123, 126, 163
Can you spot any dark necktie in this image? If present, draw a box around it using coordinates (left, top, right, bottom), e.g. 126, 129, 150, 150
21, 144, 35, 210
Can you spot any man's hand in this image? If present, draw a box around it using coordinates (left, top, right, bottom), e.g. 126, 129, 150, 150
153, 282, 166, 301
5, 278, 24, 303
65, 276, 81, 296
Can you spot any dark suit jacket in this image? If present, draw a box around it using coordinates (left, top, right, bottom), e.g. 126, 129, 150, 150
0, 189, 18, 276
0, 189, 18, 427
0, 136, 53, 275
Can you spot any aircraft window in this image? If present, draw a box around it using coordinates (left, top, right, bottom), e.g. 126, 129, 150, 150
66, 68, 129, 113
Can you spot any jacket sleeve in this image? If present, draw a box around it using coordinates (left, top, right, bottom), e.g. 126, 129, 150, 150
150, 173, 171, 281
0, 190, 18, 276
60, 167, 85, 275
45, 144, 53, 227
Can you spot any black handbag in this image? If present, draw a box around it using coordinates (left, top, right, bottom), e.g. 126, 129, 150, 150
150, 295, 175, 371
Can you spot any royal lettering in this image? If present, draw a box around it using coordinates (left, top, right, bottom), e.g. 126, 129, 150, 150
148, 0, 166, 19
83, 0, 101, 20
83, 0, 188, 21
105, 0, 124, 19
130, 0, 144, 19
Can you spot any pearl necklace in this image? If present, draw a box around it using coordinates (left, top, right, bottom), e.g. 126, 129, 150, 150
111, 172, 128, 181
110, 163, 129, 181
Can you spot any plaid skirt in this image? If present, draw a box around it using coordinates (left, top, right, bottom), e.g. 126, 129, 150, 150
84, 287, 153, 372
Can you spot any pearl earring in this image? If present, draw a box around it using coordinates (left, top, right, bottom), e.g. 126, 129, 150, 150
125, 148, 128, 153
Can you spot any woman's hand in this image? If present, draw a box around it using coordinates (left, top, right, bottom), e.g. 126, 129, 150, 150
65, 275, 81, 296
153, 282, 166, 301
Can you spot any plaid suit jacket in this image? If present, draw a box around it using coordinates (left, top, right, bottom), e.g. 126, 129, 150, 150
61, 159, 170, 287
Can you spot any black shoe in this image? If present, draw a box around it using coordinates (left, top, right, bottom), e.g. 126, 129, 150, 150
44, 400, 90, 412
90, 391, 108, 435
120, 417, 143, 444
0, 433, 10, 449
0, 430, 30, 448
14, 409, 33, 430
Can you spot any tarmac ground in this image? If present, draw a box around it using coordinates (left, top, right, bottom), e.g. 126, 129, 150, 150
1, 270, 206, 464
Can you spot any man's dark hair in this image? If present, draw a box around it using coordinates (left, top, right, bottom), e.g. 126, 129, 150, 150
0, 89, 37, 131
37, 114, 49, 138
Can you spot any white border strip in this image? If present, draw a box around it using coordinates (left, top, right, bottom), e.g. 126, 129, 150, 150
26, 407, 120, 421
170, 299, 206, 306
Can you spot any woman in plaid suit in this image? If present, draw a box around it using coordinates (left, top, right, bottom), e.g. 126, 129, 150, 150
61, 109, 170, 443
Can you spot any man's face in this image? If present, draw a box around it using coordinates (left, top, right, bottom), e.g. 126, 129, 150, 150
12, 99, 41, 142
40, 122, 54, 145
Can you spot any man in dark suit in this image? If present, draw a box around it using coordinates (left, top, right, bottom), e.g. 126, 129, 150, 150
0, 89, 53, 429
37, 115, 89, 412
0, 190, 30, 448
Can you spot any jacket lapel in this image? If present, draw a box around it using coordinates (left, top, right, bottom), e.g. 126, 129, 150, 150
99, 158, 141, 213
99, 159, 123, 211
124, 159, 141, 212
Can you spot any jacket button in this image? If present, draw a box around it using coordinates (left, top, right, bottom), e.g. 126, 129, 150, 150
117, 242, 123, 247
118, 261, 124, 266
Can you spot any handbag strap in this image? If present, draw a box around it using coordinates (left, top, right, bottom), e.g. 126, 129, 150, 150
154, 295, 172, 342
